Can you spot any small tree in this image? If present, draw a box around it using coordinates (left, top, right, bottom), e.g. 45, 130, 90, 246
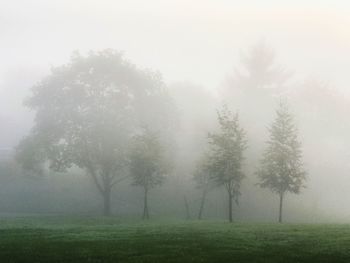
208, 105, 247, 222
129, 128, 169, 219
257, 102, 306, 223
193, 154, 213, 220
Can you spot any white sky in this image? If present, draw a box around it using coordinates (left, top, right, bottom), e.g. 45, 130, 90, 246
1, 0, 350, 121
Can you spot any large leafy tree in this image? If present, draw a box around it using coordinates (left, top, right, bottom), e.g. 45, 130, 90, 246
129, 128, 169, 219
208, 105, 247, 222
257, 102, 306, 223
16, 50, 174, 216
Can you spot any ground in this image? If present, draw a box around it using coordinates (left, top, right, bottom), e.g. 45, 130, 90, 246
0, 217, 349, 262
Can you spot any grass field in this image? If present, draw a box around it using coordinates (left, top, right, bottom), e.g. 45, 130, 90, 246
0, 217, 349, 262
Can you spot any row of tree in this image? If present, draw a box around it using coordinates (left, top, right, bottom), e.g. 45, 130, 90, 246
15, 48, 307, 222
194, 103, 306, 223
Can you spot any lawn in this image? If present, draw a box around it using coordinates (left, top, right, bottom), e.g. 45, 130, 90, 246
0, 217, 349, 262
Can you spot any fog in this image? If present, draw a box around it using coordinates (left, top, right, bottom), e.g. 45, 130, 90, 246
1, 0, 350, 222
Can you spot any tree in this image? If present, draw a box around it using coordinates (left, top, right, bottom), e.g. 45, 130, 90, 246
257, 102, 306, 223
222, 41, 293, 135
221, 41, 293, 171
193, 153, 213, 220
129, 128, 169, 219
207, 105, 247, 222
16, 50, 173, 216
224, 41, 291, 100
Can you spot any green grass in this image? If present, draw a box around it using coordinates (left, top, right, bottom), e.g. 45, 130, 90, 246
0, 217, 349, 262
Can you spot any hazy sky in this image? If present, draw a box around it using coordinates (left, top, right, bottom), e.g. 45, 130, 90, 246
1, 0, 350, 128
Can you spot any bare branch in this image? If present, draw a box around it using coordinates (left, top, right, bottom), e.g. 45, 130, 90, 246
111, 175, 129, 187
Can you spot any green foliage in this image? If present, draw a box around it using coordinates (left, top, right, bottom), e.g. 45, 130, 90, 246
15, 50, 175, 215
207, 105, 247, 202
15, 134, 46, 176
129, 128, 169, 189
18, 50, 168, 174
257, 102, 306, 195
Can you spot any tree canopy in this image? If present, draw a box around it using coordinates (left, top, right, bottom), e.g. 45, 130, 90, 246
207, 105, 247, 222
16, 49, 175, 215
257, 102, 306, 222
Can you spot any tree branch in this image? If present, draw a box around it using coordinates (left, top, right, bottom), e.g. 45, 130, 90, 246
111, 175, 129, 187
87, 165, 104, 194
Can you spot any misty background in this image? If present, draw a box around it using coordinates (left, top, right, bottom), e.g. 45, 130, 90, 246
1, 0, 350, 222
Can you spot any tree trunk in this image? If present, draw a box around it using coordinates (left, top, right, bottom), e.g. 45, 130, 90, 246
184, 196, 191, 220
87, 167, 115, 217
143, 187, 149, 219
278, 192, 284, 223
103, 188, 111, 216
198, 189, 207, 220
228, 192, 233, 223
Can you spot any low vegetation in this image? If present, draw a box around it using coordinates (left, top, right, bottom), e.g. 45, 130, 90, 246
0, 217, 350, 262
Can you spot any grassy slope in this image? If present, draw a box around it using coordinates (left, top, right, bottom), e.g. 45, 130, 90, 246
0, 217, 349, 262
